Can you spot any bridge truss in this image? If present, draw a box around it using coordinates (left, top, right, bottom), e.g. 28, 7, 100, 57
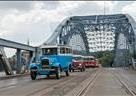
43, 14, 136, 68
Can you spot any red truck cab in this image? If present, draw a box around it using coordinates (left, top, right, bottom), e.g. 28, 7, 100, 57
71, 55, 85, 72
83, 56, 99, 68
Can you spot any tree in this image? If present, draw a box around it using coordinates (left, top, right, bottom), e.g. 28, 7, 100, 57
97, 51, 114, 67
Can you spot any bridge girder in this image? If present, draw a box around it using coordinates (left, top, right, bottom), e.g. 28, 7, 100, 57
43, 14, 136, 67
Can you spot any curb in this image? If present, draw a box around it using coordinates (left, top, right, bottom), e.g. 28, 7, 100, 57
0, 73, 29, 80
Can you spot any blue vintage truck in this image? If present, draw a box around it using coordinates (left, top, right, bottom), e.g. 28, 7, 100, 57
29, 45, 73, 80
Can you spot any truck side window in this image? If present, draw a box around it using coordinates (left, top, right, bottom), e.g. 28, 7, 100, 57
47, 49, 50, 54
52, 48, 57, 55
60, 48, 65, 54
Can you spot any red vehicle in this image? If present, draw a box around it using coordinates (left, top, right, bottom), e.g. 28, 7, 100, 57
83, 56, 99, 68
71, 55, 85, 72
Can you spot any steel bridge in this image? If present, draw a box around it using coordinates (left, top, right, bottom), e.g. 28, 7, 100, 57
42, 14, 136, 68
0, 38, 36, 75
1, 14, 136, 75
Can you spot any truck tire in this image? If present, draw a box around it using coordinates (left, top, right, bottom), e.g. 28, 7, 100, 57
83, 67, 85, 71
72, 69, 75, 72
47, 74, 50, 78
65, 70, 69, 76
56, 68, 61, 79
69, 65, 72, 72
80, 68, 83, 72
30, 71, 37, 80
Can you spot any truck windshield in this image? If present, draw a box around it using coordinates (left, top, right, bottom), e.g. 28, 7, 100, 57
31, 56, 41, 63
84, 57, 94, 61
60, 47, 71, 54
42, 48, 57, 55
74, 57, 82, 61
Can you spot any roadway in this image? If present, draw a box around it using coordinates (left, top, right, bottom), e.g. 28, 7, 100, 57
0, 68, 136, 96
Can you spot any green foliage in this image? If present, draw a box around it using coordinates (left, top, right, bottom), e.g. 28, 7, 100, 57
96, 51, 114, 67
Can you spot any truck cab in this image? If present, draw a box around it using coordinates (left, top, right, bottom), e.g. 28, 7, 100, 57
29, 45, 72, 80
71, 55, 85, 72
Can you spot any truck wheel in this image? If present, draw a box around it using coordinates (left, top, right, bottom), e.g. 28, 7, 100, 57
69, 65, 72, 72
30, 71, 37, 80
80, 68, 83, 72
56, 68, 61, 79
47, 74, 50, 78
83, 68, 85, 71
65, 70, 69, 76
72, 69, 75, 72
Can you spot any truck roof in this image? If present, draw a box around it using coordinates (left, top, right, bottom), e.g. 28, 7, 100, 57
40, 44, 71, 49
83, 55, 94, 58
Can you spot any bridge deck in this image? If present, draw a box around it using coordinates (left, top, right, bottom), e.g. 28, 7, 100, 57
0, 68, 135, 96
0, 38, 35, 51
84, 68, 129, 96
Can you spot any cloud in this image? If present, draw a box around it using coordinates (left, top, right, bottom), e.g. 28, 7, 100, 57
0, 1, 86, 40
0, 1, 135, 57
122, 1, 136, 18
93, 1, 118, 14
0, 1, 134, 44
0, 1, 87, 57
0, 1, 33, 11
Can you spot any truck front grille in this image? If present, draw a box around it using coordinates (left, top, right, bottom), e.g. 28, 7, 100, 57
41, 59, 49, 68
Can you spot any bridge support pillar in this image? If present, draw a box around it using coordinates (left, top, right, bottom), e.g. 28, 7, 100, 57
29, 51, 33, 59
28, 51, 34, 64
0, 46, 13, 75
16, 49, 21, 74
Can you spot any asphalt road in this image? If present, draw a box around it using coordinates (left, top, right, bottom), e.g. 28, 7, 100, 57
82, 68, 130, 96
0, 68, 96, 96
0, 68, 135, 96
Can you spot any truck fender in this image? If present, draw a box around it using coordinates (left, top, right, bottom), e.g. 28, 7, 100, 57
29, 64, 38, 71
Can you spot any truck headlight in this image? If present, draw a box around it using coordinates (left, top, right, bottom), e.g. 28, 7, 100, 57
79, 64, 82, 66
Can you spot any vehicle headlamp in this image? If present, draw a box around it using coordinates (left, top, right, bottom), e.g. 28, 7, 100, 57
79, 64, 82, 66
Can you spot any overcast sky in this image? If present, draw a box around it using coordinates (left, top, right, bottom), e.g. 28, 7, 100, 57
0, 1, 136, 57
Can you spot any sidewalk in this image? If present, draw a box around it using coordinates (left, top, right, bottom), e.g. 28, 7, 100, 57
0, 72, 29, 80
